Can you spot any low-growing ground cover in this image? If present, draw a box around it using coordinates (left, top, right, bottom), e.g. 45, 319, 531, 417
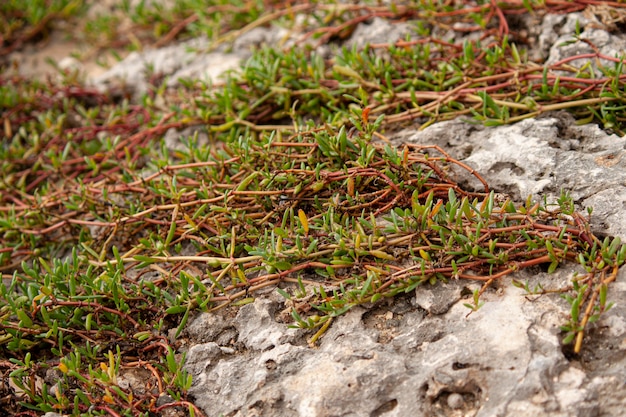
1, 1, 626, 415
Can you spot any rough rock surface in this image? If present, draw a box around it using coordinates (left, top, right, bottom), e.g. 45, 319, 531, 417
91, 37, 243, 98
398, 114, 626, 240
29, 8, 626, 417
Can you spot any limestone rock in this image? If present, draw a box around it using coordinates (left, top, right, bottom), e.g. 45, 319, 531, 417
400, 113, 626, 240
91, 37, 242, 98
185, 264, 626, 416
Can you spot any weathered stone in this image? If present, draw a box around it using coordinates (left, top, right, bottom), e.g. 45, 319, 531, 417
346, 17, 414, 50
91, 37, 242, 97
545, 12, 626, 75
185, 263, 626, 417
186, 309, 237, 346
401, 113, 626, 241
234, 298, 300, 350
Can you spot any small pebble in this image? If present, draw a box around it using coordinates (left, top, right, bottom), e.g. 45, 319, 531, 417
447, 393, 464, 409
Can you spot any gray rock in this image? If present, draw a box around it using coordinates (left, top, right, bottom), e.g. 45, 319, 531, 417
346, 17, 415, 50
234, 298, 300, 350
544, 12, 626, 75
413, 280, 465, 315
581, 187, 626, 239
535, 14, 568, 61
91, 37, 242, 98
186, 309, 237, 346
232, 26, 291, 52
401, 113, 626, 240
186, 264, 626, 417
167, 52, 242, 88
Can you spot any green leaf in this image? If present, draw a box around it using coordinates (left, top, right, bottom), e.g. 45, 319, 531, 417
547, 260, 559, 274
17, 310, 33, 328
165, 305, 187, 315
562, 332, 576, 345
333, 65, 364, 82
276, 288, 291, 300
133, 255, 157, 264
